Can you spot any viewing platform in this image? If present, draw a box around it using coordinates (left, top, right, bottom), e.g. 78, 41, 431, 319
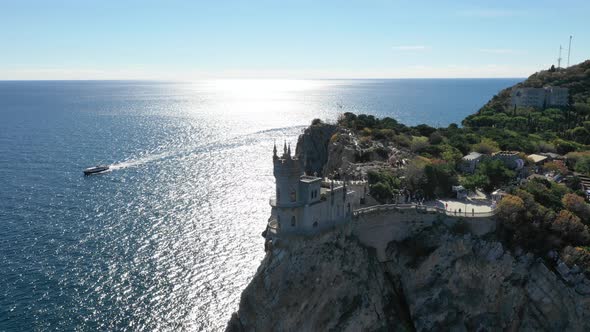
353, 203, 497, 219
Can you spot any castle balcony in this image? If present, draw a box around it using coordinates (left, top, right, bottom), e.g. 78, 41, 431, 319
269, 197, 304, 208
267, 218, 279, 235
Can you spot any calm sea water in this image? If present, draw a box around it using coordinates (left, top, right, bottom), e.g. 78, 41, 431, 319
0, 78, 519, 331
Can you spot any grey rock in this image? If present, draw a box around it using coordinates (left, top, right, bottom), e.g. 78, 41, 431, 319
227, 225, 590, 332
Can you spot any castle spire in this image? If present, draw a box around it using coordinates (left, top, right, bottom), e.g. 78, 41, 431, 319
273, 141, 278, 160
283, 140, 287, 157
287, 143, 291, 158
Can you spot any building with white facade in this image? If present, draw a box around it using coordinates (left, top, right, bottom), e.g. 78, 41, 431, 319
269, 142, 356, 235
492, 151, 524, 170
460, 151, 484, 174
510, 86, 569, 108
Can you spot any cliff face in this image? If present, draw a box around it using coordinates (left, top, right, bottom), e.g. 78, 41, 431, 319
227, 231, 412, 331
227, 121, 590, 331
227, 221, 590, 331
294, 123, 339, 177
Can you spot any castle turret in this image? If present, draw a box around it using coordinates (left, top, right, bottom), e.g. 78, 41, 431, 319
268, 142, 353, 235
273, 142, 303, 207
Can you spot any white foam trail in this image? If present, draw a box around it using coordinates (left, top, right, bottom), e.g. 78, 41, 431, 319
106, 125, 304, 172
109, 152, 173, 170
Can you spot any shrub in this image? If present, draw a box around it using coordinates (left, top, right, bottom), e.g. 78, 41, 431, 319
428, 131, 444, 145
475, 159, 515, 193
370, 182, 393, 202
311, 118, 323, 126
555, 139, 579, 155
471, 138, 500, 154
561, 246, 590, 275
574, 156, 590, 175
460, 174, 488, 191
562, 193, 590, 223
329, 133, 340, 143
543, 161, 568, 175
367, 169, 401, 203
410, 136, 429, 152
552, 210, 590, 245
497, 194, 526, 225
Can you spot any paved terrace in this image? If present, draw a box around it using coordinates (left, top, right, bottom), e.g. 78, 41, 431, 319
267, 201, 497, 237
353, 202, 497, 218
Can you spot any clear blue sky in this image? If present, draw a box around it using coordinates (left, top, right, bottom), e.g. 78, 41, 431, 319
1, 0, 588, 79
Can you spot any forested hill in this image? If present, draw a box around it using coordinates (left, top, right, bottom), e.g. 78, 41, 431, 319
465, 60, 590, 116
460, 60, 590, 150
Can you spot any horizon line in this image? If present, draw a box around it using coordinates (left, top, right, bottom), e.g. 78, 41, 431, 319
0, 77, 526, 82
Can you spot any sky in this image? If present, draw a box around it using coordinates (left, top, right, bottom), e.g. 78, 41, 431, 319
0, 0, 588, 80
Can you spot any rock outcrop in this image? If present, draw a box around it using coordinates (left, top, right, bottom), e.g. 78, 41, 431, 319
295, 122, 407, 180
228, 119, 590, 331
295, 123, 339, 177
227, 220, 590, 331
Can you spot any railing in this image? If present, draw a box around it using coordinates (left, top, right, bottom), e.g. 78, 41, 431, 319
352, 203, 497, 218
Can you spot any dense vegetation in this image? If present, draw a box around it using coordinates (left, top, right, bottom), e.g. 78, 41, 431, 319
339, 113, 528, 200
336, 62, 590, 273
463, 60, 590, 153
497, 178, 590, 274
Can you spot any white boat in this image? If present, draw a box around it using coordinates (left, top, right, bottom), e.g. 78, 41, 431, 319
83, 165, 109, 175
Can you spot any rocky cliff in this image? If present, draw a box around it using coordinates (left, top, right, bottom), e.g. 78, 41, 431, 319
227, 121, 590, 331
227, 219, 590, 331
294, 122, 339, 177
295, 121, 406, 180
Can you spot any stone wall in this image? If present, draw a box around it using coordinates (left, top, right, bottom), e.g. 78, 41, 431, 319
352, 208, 496, 262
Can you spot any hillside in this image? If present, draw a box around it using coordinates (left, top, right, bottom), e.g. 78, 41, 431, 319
472, 60, 590, 114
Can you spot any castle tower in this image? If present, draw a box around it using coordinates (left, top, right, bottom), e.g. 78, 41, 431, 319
273, 141, 303, 207
269, 142, 352, 235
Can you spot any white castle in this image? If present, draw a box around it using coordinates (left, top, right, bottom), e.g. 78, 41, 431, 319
269, 142, 360, 235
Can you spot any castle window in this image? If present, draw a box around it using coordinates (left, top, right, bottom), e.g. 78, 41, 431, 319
313, 220, 318, 228
291, 216, 296, 227
290, 190, 296, 202
347, 203, 351, 215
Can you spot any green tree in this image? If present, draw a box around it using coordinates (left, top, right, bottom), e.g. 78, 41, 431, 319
574, 156, 590, 175
472, 137, 501, 154
423, 162, 458, 198
552, 210, 590, 245
562, 193, 590, 223
475, 159, 515, 192
460, 174, 488, 191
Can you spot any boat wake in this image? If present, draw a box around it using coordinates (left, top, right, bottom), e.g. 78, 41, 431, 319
108, 152, 172, 171
105, 125, 305, 172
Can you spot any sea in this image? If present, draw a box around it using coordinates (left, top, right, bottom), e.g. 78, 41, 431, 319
0, 78, 520, 331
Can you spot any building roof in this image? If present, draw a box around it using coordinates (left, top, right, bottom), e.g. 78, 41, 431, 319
492, 189, 507, 196
463, 152, 483, 161
452, 185, 466, 192
541, 152, 562, 159
527, 154, 548, 164
493, 151, 520, 157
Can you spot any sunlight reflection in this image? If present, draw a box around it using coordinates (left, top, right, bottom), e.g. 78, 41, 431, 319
200, 79, 327, 99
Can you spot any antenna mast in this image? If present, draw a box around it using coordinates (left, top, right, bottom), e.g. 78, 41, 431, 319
557, 45, 563, 69
567, 35, 572, 67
